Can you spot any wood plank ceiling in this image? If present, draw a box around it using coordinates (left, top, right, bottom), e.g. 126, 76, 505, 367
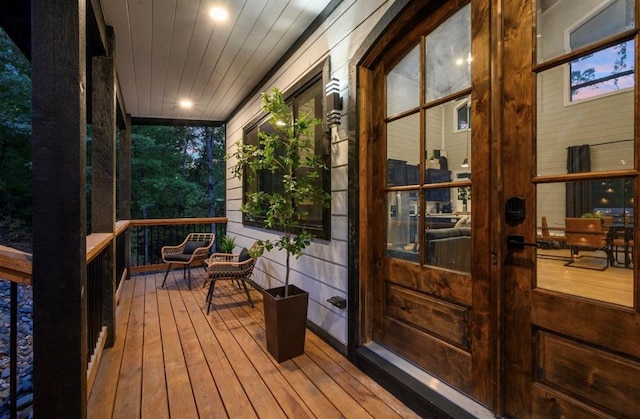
101, 0, 334, 123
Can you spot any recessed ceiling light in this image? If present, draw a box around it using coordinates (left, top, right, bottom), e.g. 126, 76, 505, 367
210, 7, 229, 21
179, 99, 193, 109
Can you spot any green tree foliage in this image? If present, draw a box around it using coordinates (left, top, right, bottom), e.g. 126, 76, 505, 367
0, 28, 32, 231
229, 88, 331, 295
0, 27, 226, 236
131, 125, 226, 219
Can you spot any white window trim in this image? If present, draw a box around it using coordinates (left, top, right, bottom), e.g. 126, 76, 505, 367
562, 0, 612, 53
453, 98, 471, 133
562, 0, 632, 106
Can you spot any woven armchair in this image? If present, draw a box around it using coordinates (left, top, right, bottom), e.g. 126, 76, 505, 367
161, 232, 215, 289
205, 245, 258, 314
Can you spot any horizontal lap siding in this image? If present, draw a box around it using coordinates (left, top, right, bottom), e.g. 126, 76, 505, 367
225, 0, 395, 347
537, 66, 633, 228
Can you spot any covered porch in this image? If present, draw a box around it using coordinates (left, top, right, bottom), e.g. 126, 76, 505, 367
88, 271, 418, 418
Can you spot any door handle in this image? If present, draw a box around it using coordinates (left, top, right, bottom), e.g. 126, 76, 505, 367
507, 235, 548, 251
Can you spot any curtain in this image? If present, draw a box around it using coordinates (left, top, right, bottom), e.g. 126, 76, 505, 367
566, 145, 592, 217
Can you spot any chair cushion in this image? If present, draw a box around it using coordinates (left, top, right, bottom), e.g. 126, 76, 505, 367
238, 247, 251, 262
183, 240, 207, 254
164, 254, 193, 262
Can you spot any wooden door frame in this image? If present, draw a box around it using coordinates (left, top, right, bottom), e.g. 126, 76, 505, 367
350, 0, 501, 412
500, 0, 535, 416
502, 0, 640, 417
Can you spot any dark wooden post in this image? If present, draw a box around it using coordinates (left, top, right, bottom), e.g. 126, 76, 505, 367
32, 0, 88, 416
119, 114, 132, 275
92, 26, 116, 347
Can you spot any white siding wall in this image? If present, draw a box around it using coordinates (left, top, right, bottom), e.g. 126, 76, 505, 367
536, 66, 633, 228
536, 0, 635, 228
225, 0, 394, 346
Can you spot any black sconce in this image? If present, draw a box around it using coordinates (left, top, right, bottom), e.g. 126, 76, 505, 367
326, 78, 342, 127
327, 296, 346, 309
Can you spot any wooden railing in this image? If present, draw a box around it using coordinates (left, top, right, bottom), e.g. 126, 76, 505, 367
85, 217, 227, 394
0, 217, 228, 415
0, 245, 31, 419
128, 217, 228, 274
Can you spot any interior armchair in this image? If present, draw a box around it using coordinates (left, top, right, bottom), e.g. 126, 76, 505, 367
564, 218, 613, 270
537, 216, 566, 248
204, 244, 259, 314
161, 232, 215, 289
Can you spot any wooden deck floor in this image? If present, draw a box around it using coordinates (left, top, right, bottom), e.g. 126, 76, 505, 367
88, 270, 419, 418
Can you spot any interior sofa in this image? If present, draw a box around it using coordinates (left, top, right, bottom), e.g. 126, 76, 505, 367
424, 225, 471, 272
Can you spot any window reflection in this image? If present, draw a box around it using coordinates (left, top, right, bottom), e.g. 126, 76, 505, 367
425, 96, 472, 183
387, 45, 420, 117
387, 114, 420, 186
537, 0, 635, 64
536, 181, 634, 307
423, 187, 471, 273
536, 63, 634, 175
387, 190, 420, 262
570, 41, 634, 102
425, 4, 471, 101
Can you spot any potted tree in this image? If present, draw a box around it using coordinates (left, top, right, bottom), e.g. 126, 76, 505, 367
229, 87, 331, 362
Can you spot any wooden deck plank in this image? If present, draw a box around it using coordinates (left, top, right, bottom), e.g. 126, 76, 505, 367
306, 332, 421, 418
88, 271, 419, 418
174, 274, 255, 418
141, 275, 169, 419
304, 341, 404, 418
168, 276, 229, 418
220, 284, 345, 418
155, 279, 200, 418
203, 288, 287, 418
211, 283, 316, 419
111, 275, 146, 417
291, 346, 373, 418
87, 275, 135, 419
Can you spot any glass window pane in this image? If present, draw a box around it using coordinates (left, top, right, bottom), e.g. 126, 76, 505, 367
536, 181, 633, 307
570, 41, 634, 102
425, 4, 471, 102
425, 96, 471, 176
387, 113, 420, 186
387, 45, 420, 117
537, 0, 635, 63
387, 190, 420, 262
424, 193, 471, 273
536, 53, 634, 175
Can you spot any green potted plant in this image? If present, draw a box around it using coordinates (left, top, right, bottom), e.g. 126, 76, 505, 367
229, 87, 331, 362
218, 235, 236, 254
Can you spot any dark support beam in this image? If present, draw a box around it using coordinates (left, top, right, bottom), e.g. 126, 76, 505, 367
91, 26, 116, 347
131, 116, 224, 127
119, 114, 132, 278
32, 0, 88, 417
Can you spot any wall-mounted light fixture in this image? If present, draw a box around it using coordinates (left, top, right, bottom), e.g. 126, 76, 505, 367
327, 296, 346, 309
326, 78, 342, 127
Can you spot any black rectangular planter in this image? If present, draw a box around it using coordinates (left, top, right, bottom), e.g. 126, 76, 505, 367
263, 284, 309, 363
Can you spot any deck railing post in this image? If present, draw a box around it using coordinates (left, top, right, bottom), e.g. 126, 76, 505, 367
32, 0, 89, 414
9, 281, 17, 419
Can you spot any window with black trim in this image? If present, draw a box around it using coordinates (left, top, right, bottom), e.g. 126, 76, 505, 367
241, 64, 331, 239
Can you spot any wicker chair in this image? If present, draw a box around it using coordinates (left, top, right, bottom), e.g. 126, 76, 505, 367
204, 244, 259, 314
161, 232, 215, 289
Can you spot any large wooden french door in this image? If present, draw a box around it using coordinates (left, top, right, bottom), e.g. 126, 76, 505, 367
360, 0, 640, 416
502, 0, 640, 417
359, 0, 495, 409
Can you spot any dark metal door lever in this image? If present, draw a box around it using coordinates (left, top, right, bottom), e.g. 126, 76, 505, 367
507, 235, 548, 251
